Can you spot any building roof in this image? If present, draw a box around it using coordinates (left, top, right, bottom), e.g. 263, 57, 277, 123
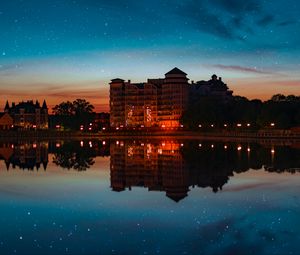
110, 78, 125, 83
7, 100, 47, 114
165, 67, 187, 76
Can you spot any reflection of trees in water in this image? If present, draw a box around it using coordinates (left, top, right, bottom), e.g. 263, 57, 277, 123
181, 141, 300, 175
53, 142, 95, 171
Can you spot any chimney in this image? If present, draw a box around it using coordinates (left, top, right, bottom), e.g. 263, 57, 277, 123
191, 80, 194, 84
128, 80, 131, 83
219, 77, 222, 81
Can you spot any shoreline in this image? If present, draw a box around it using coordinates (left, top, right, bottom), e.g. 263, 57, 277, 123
0, 130, 299, 143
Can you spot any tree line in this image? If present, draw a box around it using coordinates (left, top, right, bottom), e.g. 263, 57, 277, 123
181, 94, 300, 130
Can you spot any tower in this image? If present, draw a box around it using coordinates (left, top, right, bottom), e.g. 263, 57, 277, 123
159, 67, 189, 127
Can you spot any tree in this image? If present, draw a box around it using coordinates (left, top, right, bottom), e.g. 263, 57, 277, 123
52, 99, 95, 130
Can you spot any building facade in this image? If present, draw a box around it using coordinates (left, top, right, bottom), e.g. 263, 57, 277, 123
109, 67, 189, 128
4, 100, 48, 129
0, 112, 13, 130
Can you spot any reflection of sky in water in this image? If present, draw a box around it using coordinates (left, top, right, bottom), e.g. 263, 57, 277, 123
0, 148, 300, 254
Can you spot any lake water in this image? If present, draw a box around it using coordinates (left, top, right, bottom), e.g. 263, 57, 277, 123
0, 139, 299, 255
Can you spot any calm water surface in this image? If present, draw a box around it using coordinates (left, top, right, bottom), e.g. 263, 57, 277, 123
0, 139, 299, 255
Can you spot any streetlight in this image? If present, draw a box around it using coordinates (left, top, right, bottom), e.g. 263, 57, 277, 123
270, 123, 275, 127
237, 123, 242, 127
198, 124, 202, 128
247, 123, 251, 127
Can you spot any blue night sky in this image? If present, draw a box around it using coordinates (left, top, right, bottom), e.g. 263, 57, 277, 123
1, 0, 300, 111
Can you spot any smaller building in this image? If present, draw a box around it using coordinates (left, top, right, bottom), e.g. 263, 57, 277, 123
0, 112, 13, 130
4, 100, 48, 129
190, 74, 233, 101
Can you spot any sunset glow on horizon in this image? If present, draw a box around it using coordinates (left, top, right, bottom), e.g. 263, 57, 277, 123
1, 0, 300, 112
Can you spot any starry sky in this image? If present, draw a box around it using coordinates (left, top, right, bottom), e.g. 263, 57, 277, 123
1, 0, 300, 112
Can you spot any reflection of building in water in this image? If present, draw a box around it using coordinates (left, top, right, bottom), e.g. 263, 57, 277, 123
110, 141, 229, 202
0, 142, 48, 171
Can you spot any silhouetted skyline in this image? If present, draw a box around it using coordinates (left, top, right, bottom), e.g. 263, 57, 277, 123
1, 0, 300, 111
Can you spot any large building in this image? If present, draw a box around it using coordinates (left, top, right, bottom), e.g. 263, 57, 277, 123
109, 67, 189, 128
109, 68, 233, 128
4, 100, 48, 129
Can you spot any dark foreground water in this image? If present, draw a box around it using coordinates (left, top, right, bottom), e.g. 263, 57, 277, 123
0, 139, 299, 255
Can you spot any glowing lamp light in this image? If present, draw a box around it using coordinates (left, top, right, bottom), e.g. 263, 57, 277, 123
237, 123, 242, 127
181, 143, 184, 147
55, 125, 61, 129
11, 144, 14, 149
224, 124, 227, 127
116, 127, 119, 130
180, 124, 184, 128
33, 125, 37, 128
224, 145, 227, 149
89, 141, 92, 148
247, 123, 251, 127
162, 143, 165, 147
88, 127, 92, 131
270, 123, 275, 127
271, 149, 275, 154
199, 143, 202, 147
116, 141, 119, 145
80, 141, 84, 147
211, 124, 214, 128
141, 125, 144, 128
102, 127, 106, 130
11, 125, 14, 128
33, 143, 37, 148
237, 146, 242, 151
102, 141, 106, 145
162, 124, 166, 128
89, 123, 92, 126
211, 144, 214, 148
198, 124, 202, 128
247, 147, 251, 152
56, 143, 61, 148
